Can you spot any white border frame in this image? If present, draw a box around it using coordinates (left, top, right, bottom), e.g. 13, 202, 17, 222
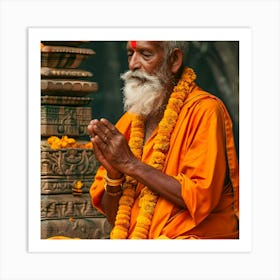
1, 0, 279, 279
28, 27, 252, 253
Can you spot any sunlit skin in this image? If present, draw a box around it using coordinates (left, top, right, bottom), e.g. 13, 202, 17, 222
87, 41, 185, 225
126, 41, 167, 74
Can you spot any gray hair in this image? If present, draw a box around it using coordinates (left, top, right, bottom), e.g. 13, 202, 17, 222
160, 41, 189, 56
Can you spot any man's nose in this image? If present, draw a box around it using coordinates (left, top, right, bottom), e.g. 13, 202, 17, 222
129, 53, 141, 71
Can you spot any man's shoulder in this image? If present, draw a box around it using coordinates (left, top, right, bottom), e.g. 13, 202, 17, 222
181, 86, 229, 119
185, 86, 221, 107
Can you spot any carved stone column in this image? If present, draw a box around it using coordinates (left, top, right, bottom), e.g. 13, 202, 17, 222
40, 41, 111, 239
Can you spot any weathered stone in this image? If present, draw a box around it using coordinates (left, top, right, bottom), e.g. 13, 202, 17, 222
41, 147, 97, 177
41, 105, 92, 137
41, 67, 93, 78
41, 45, 95, 69
41, 79, 98, 95
40, 42, 105, 240
41, 194, 101, 219
41, 217, 111, 239
41, 96, 91, 106
41, 178, 94, 195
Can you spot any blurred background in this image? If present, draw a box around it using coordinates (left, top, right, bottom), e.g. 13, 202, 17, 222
79, 41, 239, 156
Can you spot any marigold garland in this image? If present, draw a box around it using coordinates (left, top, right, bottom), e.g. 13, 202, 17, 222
110, 67, 196, 239
110, 114, 145, 239
47, 135, 93, 149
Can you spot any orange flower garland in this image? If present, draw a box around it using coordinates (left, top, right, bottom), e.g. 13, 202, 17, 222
110, 114, 145, 239
47, 135, 93, 149
110, 67, 196, 239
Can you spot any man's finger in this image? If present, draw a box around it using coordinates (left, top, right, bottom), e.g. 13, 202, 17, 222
92, 136, 107, 160
100, 118, 120, 135
91, 122, 108, 143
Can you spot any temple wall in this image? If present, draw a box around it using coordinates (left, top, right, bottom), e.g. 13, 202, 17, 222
40, 41, 111, 239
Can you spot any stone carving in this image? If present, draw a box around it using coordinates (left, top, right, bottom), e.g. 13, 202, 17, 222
41, 45, 95, 69
41, 178, 93, 194
41, 148, 97, 176
41, 218, 112, 239
41, 194, 100, 219
41, 96, 91, 106
40, 41, 108, 239
41, 67, 93, 78
41, 106, 92, 137
41, 106, 92, 124
41, 79, 98, 96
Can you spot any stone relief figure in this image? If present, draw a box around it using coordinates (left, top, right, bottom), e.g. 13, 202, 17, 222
41, 218, 111, 239
41, 149, 97, 176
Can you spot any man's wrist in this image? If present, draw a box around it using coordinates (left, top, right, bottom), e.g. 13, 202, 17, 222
124, 157, 141, 177
104, 182, 123, 196
104, 172, 125, 186
106, 172, 124, 180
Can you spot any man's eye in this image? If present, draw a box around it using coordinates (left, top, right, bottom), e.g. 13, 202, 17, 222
141, 52, 153, 59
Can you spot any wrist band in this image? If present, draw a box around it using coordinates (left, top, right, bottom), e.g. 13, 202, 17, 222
104, 172, 125, 187
104, 182, 123, 196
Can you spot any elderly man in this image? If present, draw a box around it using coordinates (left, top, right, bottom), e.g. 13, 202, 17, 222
88, 41, 239, 239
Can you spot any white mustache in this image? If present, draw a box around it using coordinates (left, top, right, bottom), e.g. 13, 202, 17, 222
121, 70, 160, 85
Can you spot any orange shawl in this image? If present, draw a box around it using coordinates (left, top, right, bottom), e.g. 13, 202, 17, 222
90, 86, 239, 239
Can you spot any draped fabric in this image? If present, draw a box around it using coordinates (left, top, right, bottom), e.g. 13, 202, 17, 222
90, 86, 239, 239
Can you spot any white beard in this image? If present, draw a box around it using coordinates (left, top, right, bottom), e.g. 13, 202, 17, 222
121, 70, 169, 118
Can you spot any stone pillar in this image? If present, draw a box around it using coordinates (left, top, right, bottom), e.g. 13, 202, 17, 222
40, 41, 111, 239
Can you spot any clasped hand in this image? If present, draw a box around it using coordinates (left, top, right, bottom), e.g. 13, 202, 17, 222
88, 118, 136, 179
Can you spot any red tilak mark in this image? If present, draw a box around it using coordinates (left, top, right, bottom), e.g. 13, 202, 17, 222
131, 41, 137, 49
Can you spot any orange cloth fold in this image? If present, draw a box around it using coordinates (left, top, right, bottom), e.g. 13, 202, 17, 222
90, 86, 239, 239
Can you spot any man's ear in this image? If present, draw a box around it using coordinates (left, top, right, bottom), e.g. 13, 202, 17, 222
169, 48, 183, 74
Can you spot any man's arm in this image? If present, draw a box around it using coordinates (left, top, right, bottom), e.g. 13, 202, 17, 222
88, 118, 186, 224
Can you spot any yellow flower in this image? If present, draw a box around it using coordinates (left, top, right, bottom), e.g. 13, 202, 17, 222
151, 151, 166, 165
74, 180, 83, 189
115, 218, 130, 228
47, 136, 93, 149
79, 142, 93, 149
119, 194, 135, 207
110, 227, 128, 239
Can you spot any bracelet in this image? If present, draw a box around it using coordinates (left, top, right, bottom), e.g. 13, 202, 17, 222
104, 182, 123, 196
104, 172, 125, 187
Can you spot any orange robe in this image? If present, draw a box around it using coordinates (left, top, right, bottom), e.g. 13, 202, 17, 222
90, 86, 239, 239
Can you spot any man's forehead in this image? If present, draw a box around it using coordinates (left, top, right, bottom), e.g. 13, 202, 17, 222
126, 41, 163, 50
131, 41, 137, 48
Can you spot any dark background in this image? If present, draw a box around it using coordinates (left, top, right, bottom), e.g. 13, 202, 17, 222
79, 41, 239, 155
